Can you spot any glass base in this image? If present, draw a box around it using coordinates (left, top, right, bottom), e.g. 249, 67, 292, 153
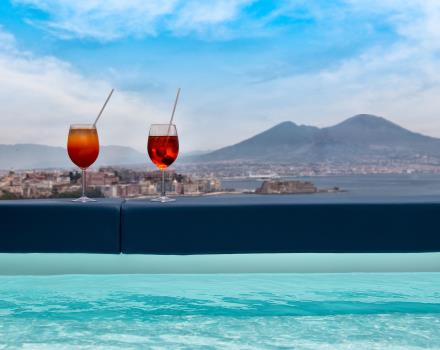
72, 196, 96, 203
151, 196, 176, 203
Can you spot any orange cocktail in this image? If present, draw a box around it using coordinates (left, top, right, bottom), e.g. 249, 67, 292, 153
147, 124, 179, 202
67, 124, 99, 202
147, 135, 179, 170
68, 125, 99, 168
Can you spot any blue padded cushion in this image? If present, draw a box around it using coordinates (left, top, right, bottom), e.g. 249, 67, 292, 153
0, 199, 122, 253
121, 198, 440, 254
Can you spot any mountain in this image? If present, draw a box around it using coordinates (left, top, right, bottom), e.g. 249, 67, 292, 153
2, 114, 439, 169
98, 145, 146, 166
196, 114, 440, 163
0, 144, 146, 170
203, 121, 319, 161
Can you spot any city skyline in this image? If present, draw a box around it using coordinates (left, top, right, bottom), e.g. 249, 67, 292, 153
1, 1, 440, 153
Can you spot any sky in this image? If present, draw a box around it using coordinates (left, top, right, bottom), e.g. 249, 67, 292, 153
0, 0, 440, 153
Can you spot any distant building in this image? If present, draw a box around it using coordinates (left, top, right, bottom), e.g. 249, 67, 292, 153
256, 180, 317, 194
174, 178, 222, 195
0, 167, 225, 199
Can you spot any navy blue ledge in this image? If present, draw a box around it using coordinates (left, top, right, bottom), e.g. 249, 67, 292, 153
0, 199, 122, 253
121, 195, 440, 254
1, 196, 440, 254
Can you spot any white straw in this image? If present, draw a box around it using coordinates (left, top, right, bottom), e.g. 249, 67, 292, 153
93, 88, 114, 127
167, 88, 181, 135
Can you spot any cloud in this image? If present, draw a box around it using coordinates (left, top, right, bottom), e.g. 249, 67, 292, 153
12, 0, 254, 41
346, 0, 440, 46
170, 0, 252, 36
0, 29, 17, 51
180, 0, 440, 144
3, 1, 440, 152
0, 27, 169, 152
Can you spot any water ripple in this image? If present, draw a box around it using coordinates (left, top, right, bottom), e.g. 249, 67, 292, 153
0, 273, 439, 348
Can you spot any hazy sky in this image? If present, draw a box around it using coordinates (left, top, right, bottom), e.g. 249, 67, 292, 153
0, 0, 440, 153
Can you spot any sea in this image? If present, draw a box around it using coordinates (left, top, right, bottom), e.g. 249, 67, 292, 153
221, 173, 440, 200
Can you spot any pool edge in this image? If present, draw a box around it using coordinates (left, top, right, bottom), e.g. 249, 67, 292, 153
1, 252, 439, 275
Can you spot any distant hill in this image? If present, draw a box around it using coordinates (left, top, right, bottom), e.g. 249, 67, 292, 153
2, 114, 439, 169
196, 114, 440, 163
0, 144, 146, 170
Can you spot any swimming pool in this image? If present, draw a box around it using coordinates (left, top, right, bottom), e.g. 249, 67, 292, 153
1, 273, 439, 349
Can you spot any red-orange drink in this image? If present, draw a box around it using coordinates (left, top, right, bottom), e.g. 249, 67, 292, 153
148, 135, 179, 169
67, 126, 99, 169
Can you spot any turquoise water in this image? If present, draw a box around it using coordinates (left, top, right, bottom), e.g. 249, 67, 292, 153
1, 273, 440, 349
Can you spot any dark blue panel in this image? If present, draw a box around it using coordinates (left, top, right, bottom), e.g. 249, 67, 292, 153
121, 197, 440, 254
0, 199, 123, 253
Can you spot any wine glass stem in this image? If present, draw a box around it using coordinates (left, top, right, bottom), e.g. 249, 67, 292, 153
161, 169, 166, 197
82, 168, 86, 198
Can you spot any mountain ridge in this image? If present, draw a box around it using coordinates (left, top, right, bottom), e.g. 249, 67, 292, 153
1, 114, 439, 169
196, 114, 440, 163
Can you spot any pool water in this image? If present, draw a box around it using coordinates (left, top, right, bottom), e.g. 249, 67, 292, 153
1, 273, 440, 349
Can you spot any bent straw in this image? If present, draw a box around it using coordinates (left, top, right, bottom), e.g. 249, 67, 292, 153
166, 88, 181, 136
93, 88, 114, 127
